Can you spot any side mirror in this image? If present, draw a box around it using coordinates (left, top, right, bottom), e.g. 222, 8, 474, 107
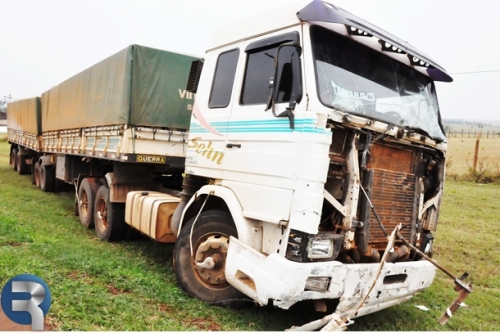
265, 43, 303, 129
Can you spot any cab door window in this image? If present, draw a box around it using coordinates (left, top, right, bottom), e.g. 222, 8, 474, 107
209, 48, 240, 108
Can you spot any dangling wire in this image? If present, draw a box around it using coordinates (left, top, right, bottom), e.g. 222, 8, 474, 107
189, 192, 212, 258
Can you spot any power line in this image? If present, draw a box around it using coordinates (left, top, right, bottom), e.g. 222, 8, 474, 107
450, 69, 500, 75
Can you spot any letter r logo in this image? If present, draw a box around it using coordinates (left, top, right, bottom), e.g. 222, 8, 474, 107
1, 274, 51, 331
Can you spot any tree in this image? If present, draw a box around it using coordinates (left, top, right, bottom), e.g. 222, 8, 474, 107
0, 94, 13, 113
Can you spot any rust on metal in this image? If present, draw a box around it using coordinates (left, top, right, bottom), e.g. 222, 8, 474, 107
367, 143, 414, 173
369, 169, 415, 248
396, 230, 473, 325
155, 201, 178, 243
438, 282, 472, 325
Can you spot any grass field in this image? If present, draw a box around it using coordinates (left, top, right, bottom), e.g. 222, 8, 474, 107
447, 137, 500, 176
0, 137, 499, 331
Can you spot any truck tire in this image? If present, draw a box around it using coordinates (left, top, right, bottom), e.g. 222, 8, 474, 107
77, 178, 100, 228
31, 160, 37, 185
94, 184, 126, 242
173, 210, 246, 307
34, 164, 41, 188
16, 151, 29, 175
10, 148, 17, 171
39, 164, 56, 192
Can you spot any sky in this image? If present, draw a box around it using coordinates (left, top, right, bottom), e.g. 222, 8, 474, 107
1, 0, 500, 122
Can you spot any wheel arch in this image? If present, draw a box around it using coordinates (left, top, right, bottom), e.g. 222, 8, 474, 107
178, 185, 262, 251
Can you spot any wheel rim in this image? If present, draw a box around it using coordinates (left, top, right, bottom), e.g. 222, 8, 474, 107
40, 168, 45, 188
11, 151, 16, 168
80, 191, 89, 219
35, 166, 40, 187
191, 233, 231, 291
96, 196, 108, 233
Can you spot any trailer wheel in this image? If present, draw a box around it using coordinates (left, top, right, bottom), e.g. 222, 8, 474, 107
34, 164, 41, 188
16, 151, 29, 175
39, 164, 56, 192
10, 148, 17, 171
77, 178, 100, 228
31, 160, 37, 185
94, 185, 126, 242
173, 210, 246, 307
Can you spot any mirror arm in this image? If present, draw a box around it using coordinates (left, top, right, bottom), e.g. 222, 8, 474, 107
279, 102, 296, 129
264, 76, 275, 112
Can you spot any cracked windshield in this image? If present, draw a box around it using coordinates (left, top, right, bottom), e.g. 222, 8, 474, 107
311, 25, 446, 142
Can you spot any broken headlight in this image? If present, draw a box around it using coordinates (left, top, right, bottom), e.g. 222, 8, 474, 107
286, 230, 343, 262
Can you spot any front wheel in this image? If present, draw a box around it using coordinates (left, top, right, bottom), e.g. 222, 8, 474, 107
173, 210, 246, 306
94, 184, 126, 242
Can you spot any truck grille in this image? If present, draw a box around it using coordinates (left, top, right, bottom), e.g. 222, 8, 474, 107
369, 169, 415, 248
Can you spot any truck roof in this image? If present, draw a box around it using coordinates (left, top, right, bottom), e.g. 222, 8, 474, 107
208, 0, 452, 82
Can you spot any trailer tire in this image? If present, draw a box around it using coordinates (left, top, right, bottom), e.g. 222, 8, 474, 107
94, 185, 126, 242
40, 164, 56, 192
10, 148, 17, 171
78, 178, 100, 228
34, 164, 41, 188
31, 160, 37, 185
173, 210, 246, 307
16, 151, 29, 175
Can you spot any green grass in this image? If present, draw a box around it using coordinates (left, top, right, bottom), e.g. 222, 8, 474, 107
1, 140, 498, 330
446, 137, 500, 177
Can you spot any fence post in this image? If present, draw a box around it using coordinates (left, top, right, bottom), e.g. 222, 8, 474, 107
473, 132, 482, 172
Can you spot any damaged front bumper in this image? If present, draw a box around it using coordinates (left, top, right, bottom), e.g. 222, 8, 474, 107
225, 236, 436, 318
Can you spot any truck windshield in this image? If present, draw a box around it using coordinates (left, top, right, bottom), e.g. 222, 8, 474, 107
310, 25, 446, 142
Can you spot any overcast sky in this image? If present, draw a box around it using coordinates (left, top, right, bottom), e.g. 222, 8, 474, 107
1, 0, 500, 121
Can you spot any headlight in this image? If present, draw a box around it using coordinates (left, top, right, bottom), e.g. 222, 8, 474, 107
307, 238, 334, 259
286, 231, 343, 262
307, 234, 344, 260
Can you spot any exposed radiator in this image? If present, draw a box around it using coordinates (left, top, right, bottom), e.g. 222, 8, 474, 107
369, 169, 416, 248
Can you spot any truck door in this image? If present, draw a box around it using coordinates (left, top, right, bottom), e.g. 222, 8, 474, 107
186, 49, 240, 178
222, 31, 303, 223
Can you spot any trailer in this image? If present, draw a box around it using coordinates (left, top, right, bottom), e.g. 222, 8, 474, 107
7, 97, 42, 178
7, 1, 471, 330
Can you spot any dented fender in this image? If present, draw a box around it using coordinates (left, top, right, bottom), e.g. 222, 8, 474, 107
225, 236, 437, 312
178, 184, 262, 250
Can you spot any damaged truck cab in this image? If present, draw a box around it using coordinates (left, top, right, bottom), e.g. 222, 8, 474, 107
173, 0, 452, 321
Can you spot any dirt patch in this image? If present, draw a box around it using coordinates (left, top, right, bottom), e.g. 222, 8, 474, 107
107, 284, 130, 295
66, 270, 93, 284
158, 304, 173, 312
186, 318, 222, 331
7, 242, 22, 247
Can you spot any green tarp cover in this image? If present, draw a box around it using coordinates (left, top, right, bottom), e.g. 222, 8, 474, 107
42, 45, 199, 132
7, 97, 42, 134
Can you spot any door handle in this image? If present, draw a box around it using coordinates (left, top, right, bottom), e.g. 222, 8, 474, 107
226, 143, 241, 148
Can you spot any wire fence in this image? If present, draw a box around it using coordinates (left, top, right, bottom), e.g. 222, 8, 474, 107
447, 130, 500, 138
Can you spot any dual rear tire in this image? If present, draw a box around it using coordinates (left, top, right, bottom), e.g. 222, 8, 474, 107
77, 178, 100, 228
75, 178, 126, 242
10, 148, 17, 171
93, 184, 126, 242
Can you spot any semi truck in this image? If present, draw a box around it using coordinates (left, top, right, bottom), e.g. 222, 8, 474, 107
7, 0, 462, 329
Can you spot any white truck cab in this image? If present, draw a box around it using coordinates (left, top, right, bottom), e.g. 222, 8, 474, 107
142, 0, 452, 326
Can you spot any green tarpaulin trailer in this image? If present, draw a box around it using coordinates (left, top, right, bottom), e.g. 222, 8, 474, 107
7, 97, 42, 153
42, 44, 199, 132
40, 45, 200, 162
